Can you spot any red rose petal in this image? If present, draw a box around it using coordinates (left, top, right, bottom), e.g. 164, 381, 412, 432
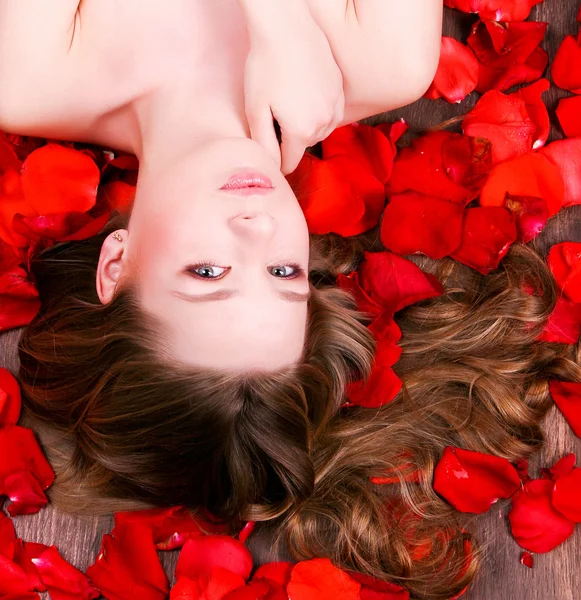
98, 181, 136, 213
289, 124, 396, 236
547, 453, 577, 481
424, 37, 479, 103
20, 145, 100, 215
480, 153, 564, 217
222, 580, 287, 600
444, 0, 543, 21
462, 91, 535, 163
552, 35, 581, 93
4, 470, 49, 517
237, 521, 255, 545
508, 479, 575, 553
175, 536, 253, 582
515, 79, 550, 150
0, 425, 55, 516
548, 242, 581, 302
169, 576, 205, 600
0, 247, 40, 331
0, 137, 21, 174
520, 552, 534, 568
287, 559, 361, 600
86, 524, 169, 600
349, 572, 410, 600
0, 553, 31, 596
556, 96, 581, 138
252, 563, 294, 588
540, 139, 581, 207
389, 132, 486, 203
288, 154, 367, 235
381, 193, 464, 259
451, 206, 517, 274
0, 368, 22, 425
357, 252, 443, 314
346, 322, 403, 408
32, 546, 99, 600
113, 507, 220, 551
552, 467, 581, 522
467, 20, 548, 93
336, 273, 382, 318
0, 511, 16, 557
539, 298, 581, 344
549, 381, 581, 438
433, 447, 521, 514
504, 194, 548, 244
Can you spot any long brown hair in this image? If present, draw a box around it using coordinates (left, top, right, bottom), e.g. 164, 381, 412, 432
18, 215, 581, 599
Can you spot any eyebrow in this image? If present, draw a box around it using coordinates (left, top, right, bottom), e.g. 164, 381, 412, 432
172, 289, 311, 303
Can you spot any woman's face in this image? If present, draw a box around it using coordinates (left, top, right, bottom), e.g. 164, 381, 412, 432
118, 138, 310, 371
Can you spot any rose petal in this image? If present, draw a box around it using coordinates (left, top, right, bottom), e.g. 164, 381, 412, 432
515, 79, 550, 150
508, 479, 575, 553
113, 507, 221, 551
480, 153, 564, 217
86, 524, 169, 600
467, 20, 548, 93
381, 193, 465, 259
346, 345, 403, 408
0, 368, 22, 425
348, 572, 410, 600
520, 552, 534, 568
0, 425, 55, 516
252, 563, 294, 588
540, 139, 581, 207
32, 546, 99, 600
170, 569, 247, 600
451, 207, 517, 274
539, 298, 581, 344
552, 35, 581, 93
505, 195, 548, 244
462, 90, 536, 163
20, 145, 100, 215
388, 132, 487, 203
547, 242, 581, 302
549, 381, 581, 438
552, 467, 581, 522
287, 559, 361, 600
444, 0, 543, 21
357, 252, 443, 314
433, 447, 521, 513
175, 536, 253, 582
546, 453, 577, 481
556, 96, 581, 138
424, 37, 479, 103
222, 580, 287, 600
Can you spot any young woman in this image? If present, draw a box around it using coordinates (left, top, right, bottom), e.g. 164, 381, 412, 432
3, 2, 579, 599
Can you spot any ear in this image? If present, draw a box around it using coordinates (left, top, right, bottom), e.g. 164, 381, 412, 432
96, 230, 129, 305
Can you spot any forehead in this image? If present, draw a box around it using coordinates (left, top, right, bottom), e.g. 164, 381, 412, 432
147, 294, 309, 370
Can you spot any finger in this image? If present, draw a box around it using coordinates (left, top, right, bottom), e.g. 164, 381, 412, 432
280, 130, 308, 175
247, 105, 282, 169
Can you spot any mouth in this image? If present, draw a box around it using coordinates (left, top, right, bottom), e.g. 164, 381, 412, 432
220, 171, 274, 194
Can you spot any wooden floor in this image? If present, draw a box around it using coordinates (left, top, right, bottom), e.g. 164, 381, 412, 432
1, 2, 580, 598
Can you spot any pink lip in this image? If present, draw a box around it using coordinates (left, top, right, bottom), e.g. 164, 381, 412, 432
220, 171, 274, 191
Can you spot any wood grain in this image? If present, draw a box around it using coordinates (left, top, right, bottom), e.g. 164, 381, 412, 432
1, 2, 580, 598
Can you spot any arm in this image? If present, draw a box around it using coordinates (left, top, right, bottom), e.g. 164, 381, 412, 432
236, 0, 345, 174
306, 0, 443, 124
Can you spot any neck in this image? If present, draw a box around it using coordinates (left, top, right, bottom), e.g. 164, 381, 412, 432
130, 79, 251, 175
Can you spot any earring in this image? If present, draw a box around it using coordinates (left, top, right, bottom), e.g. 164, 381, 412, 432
112, 231, 123, 242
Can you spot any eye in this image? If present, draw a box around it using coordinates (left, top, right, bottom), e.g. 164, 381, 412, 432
268, 264, 302, 279
187, 264, 230, 280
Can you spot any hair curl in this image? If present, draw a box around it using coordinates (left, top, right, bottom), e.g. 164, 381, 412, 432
18, 216, 581, 599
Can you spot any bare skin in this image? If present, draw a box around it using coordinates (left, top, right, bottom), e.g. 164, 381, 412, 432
0, 0, 443, 371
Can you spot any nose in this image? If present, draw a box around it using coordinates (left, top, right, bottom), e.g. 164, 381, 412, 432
229, 213, 276, 239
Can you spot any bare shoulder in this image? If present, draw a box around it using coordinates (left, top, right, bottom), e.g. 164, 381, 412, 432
305, 0, 443, 122
0, 1, 82, 132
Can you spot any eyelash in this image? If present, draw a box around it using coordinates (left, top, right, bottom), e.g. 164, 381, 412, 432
186, 261, 304, 280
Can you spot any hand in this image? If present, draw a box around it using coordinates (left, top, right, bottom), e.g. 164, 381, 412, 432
243, 12, 345, 175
